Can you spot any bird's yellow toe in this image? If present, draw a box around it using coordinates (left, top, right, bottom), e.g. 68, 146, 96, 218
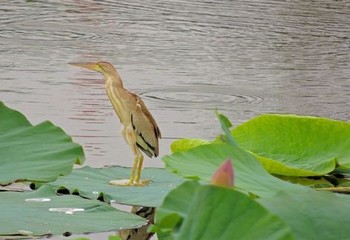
109, 179, 152, 187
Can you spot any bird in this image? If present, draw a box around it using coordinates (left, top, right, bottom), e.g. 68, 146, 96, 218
69, 61, 161, 186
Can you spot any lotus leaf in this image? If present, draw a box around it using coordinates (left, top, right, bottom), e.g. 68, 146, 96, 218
43, 166, 183, 207
154, 181, 293, 240
163, 143, 304, 198
0, 186, 145, 237
259, 190, 350, 239
232, 114, 350, 176
0, 102, 84, 184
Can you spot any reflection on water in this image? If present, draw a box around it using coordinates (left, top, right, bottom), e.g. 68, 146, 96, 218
1, 0, 349, 168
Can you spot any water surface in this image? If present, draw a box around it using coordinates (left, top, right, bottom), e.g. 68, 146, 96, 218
1, 0, 349, 169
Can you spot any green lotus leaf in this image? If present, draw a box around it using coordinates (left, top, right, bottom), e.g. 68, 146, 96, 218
155, 181, 294, 240
258, 190, 350, 240
170, 138, 210, 153
163, 143, 304, 198
276, 175, 334, 188
0, 186, 145, 238
169, 111, 239, 153
0, 102, 84, 184
215, 110, 239, 147
43, 166, 183, 207
231, 114, 350, 176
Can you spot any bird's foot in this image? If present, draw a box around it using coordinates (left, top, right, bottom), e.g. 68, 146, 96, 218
109, 179, 152, 187
109, 179, 130, 186
130, 179, 152, 187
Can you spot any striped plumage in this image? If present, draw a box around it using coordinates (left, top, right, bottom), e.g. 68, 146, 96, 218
70, 61, 161, 186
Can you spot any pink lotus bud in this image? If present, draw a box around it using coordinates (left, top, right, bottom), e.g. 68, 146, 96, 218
211, 159, 234, 187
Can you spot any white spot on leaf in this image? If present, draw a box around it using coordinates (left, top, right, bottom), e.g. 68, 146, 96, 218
25, 198, 51, 203
49, 208, 85, 215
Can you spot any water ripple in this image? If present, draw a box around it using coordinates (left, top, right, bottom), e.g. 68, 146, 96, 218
140, 85, 287, 110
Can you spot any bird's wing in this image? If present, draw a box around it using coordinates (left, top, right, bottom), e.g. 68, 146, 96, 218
127, 93, 161, 158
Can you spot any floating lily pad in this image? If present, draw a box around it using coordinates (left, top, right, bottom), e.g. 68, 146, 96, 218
43, 166, 183, 207
231, 114, 350, 176
154, 181, 293, 240
0, 102, 84, 184
0, 186, 145, 238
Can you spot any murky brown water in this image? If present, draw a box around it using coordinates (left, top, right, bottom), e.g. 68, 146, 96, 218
1, 0, 350, 171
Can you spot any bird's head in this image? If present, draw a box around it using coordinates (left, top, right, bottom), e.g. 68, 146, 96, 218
69, 61, 117, 76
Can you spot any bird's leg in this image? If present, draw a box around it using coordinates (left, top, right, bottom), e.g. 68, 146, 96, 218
109, 126, 139, 186
129, 151, 140, 184
131, 152, 151, 186
109, 148, 140, 187
109, 125, 150, 187
134, 153, 151, 186
134, 154, 144, 183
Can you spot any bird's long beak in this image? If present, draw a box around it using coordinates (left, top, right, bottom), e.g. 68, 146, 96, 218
69, 62, 100, 72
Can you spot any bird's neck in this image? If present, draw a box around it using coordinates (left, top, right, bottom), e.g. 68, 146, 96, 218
104, 70, 124, 89
104, 73, 126, 123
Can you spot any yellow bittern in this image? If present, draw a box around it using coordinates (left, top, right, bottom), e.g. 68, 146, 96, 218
70, 61, 161, 186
